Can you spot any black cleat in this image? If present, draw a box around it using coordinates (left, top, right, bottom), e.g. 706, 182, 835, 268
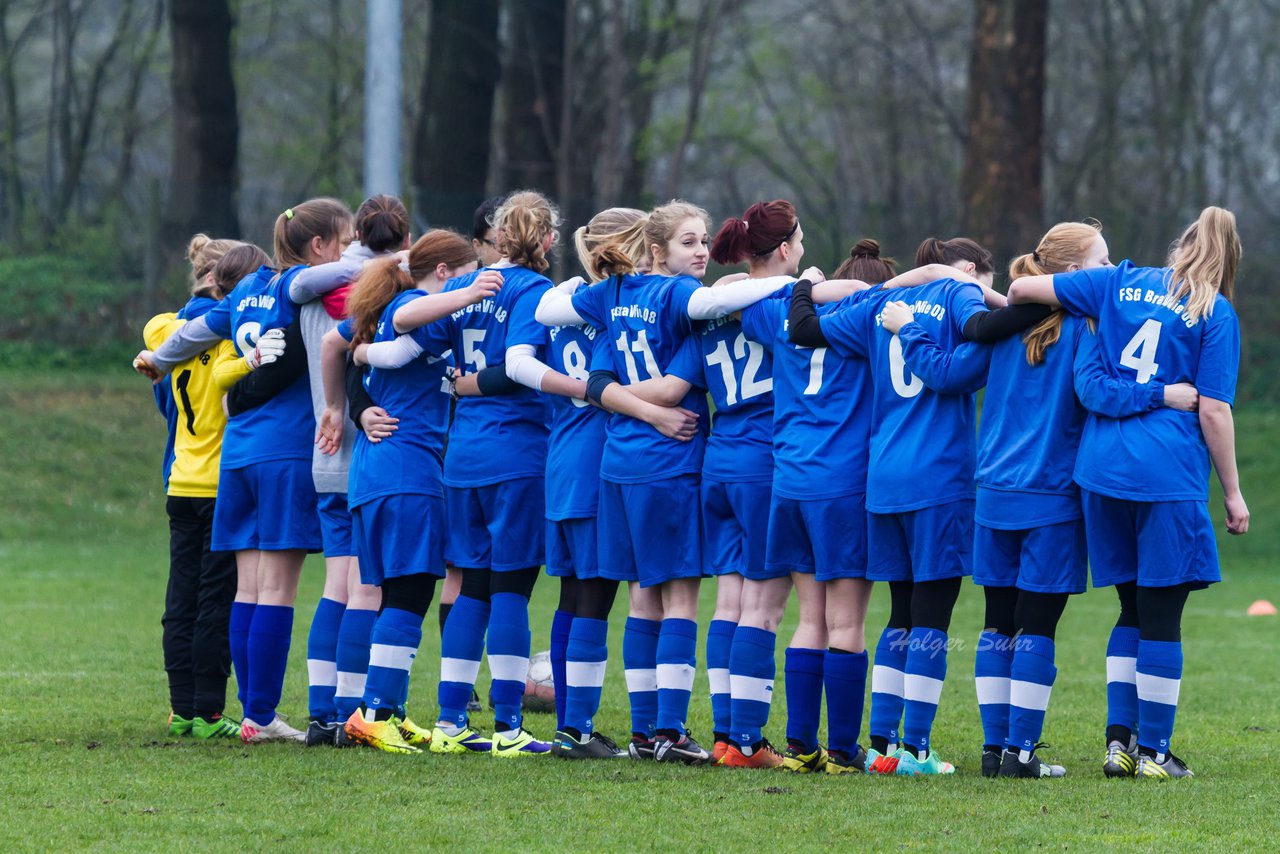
982, 747, 1003, 778
305, 719, 341, 747
628, 735, 656, 761
552, 730, 625, 759
467, 689, 484, 715
654, 732, 711, 765
998, 748, 1066, 778
1103, 737, 1138, 778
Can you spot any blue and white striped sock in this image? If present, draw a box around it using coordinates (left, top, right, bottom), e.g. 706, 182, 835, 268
306, 597, 345, 723
563, 617, 608, 736
334, 608, 376, 720
706, 619, 735, 737
1009, 634, 1057, 755
784, 647, 824, 753
655, 618, 697, 735
229, 601, 255, 714
550, 609, 574, 731
1105, 626, 1140, 736
869, 627, 909, 748
1136, 639, 1182, 759
362, 608, 422, 713
729, 626, 776, 747
975, 630, 1013, 750
824, 649, 868, 758
488, 592, 532, 732
437, 594, 489, 728
622, 617, 660, 738
245, 604, 293, 725
902, 626, 948, 756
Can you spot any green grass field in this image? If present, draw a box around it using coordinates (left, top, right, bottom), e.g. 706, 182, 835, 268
2, 371, 1277, 852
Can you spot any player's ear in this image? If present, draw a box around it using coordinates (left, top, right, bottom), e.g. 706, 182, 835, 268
436, 262, 450, 281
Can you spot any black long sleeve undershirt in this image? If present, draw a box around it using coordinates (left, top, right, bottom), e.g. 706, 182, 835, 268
961, 302, 1054, 343
226, 320, 307, 418
787, 279, 829, 347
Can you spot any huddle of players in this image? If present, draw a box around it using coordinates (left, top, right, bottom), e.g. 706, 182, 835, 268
136, 189, 1246, 780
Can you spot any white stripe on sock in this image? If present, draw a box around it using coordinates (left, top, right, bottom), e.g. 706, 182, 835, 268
1106, 655, 1137, 685
974, 675, 1010, 706
871, 664, 905, 697
1009, 679, 1053, 712
624, 668, 657, 693
656, 662, 696, 692
440, 656, 482, 685
336, 671, 366, 698
728, 674, 774, 704
307, 659, 337, 686
708, 667, 730, 696
565, 660, 607, 688
903, 673, 944, 705
488, 654, 530, 683
1136, 672, 1181, 706
368, 644, 417, 671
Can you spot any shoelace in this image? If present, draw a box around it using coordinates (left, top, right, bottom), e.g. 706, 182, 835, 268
595, 733, 620, 752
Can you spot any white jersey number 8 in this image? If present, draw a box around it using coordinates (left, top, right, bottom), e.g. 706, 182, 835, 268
1120, 319, 1161, 384
561, 339, 591, 408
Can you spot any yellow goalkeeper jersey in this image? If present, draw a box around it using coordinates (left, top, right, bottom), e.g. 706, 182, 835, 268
144, 313, 248, 498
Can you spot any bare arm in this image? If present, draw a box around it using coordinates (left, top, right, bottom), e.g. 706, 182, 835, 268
597, 379, 699, 441
1007, 274, 1061, 306
1200, 397, 1248, 534
393, 271, 503, 333
625, 375, 695, 407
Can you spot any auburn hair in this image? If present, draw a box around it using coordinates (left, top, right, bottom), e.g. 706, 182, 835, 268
574, 208, 648, 281
1011, 221, 1104, 366
1165, 206, 1239, 325
833, 238, 898, 284
915, 236, 994, 275
406, 228, 477, 282
210, 244, 271, 298
272, 197, 354, 269
355, 194, 410, 254
710, 199, 798, 265
493, 190, 560, 273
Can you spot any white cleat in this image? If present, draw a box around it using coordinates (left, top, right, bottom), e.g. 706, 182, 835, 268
242, 714, 306, 744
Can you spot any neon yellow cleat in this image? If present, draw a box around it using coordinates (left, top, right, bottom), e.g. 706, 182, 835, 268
398, 716, 432, 747
343, 709, 419, 754
780, 744, 828, 774
429, 724, 493, 754
491, 727, 552, 757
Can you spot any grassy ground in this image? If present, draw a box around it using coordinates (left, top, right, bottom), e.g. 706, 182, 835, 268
1, 370, 1277, 852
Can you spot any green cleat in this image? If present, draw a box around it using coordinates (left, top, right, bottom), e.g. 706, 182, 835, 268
865, 746, 904, 775
167, 712, 193, 737
895, 749, 956, 775
192, 714, 243, 740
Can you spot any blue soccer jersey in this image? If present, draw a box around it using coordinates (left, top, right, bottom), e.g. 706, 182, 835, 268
439, 265, 552, 487
545, 320, 607, 520
818, 279, 988, 513
740, 292, 872, 500
203, 266, 312, 468
343, 292, 455, 508
571, 273, 708, 483
688, 316, 775, 483
1053, 261, 1240, 501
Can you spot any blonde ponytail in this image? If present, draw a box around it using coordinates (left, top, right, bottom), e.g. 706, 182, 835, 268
1014, 221, 1103, 366
574, 207, 648, 281
493, 191, 560, 274
1166, 206, 1240, 325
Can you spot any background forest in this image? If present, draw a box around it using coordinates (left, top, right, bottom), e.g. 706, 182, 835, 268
2, 0, 1278, 399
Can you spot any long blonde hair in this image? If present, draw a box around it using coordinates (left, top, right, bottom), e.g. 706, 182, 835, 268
573, 208, 648, 281
1165, 206, 1240, 325
493, 190, 560, 273
1010, 221, 1103, 366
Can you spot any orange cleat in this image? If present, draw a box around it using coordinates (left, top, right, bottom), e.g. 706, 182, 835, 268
719, 740, 785, 769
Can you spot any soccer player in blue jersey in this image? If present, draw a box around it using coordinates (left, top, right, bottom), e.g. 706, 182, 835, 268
386, 192, 582, 756
880, 222, 1199, 779
535, 201, 798, 764
789, 236, 1053, 775
135, 197, 355, 742
712, 224, 891, 774
1009, 207, 1248, 779
316, 248, 498, 754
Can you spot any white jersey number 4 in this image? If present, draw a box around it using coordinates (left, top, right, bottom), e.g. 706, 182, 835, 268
1120, 319, 1161, 384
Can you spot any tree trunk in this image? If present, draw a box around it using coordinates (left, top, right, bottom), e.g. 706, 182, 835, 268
165, 0, 240, 245
498, 0, 565, 194
411, 0, 499, 232
960, 0, 1048, 274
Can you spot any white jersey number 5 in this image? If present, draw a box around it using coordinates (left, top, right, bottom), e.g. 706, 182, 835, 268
1120, 319, 1161, 384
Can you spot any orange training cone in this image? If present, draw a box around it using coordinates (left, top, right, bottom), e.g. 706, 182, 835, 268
1247, 600, 1277, 616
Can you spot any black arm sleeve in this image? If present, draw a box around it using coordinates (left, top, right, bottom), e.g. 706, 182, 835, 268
586, 369, 620, 406
962, 303, 1055, 343
225, 319, 307, 417
786, 279, 830, 347
346, 354, 376, 428
475, 364, 523, 397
